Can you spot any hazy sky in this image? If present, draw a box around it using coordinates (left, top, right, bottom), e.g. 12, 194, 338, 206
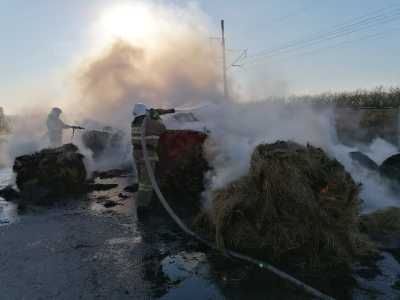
1, 0, 400, 112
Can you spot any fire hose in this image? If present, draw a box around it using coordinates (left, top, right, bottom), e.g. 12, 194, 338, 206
140, 115, 335, 300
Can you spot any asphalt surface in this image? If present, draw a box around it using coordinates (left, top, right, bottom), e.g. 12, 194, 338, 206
0, 171, 400, 299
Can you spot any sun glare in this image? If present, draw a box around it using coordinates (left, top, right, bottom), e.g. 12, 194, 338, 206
99, 3, 158, 43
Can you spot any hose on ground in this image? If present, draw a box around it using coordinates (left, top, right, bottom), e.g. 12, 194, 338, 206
140, 116, 335, 300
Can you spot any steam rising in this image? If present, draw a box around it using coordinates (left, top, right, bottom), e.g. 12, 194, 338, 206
194, 103, 399, 211
72, 1, 223, 128
0, 1, 398, 212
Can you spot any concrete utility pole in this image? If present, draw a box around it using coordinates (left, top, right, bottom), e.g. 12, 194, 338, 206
221, 20, 228, 100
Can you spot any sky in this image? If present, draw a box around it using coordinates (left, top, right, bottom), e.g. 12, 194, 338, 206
1, 0, 400, 113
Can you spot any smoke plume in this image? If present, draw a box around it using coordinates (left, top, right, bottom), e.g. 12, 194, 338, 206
71, 2, 223, 129
1, 0, 398, 213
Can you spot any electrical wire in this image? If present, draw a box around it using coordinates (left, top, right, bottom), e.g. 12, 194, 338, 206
244, 21, 400, 67
244, 5, 400, 65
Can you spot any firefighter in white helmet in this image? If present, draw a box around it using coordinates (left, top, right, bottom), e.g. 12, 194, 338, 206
46, 107, 84, 147
47, 107, 73, 147
131, 103, 175, 213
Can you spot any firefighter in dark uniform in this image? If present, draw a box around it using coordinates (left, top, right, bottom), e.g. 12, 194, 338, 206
131, 103, 175, 212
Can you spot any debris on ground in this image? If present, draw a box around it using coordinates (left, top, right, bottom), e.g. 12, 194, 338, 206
13, 144, 87, 205
86, 183, 119, 192
157, 130, 209, 203
349, 151, 379, 171
92, 168, 131, 179
103, 200, 120, 208
82, 128, 125, 160
124, 184, 139, 193
199, 141, 375, 273
118, 193, 129, 199
360, 207, 400, 250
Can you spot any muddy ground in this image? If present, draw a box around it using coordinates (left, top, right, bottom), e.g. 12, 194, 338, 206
0, 170, 400, 299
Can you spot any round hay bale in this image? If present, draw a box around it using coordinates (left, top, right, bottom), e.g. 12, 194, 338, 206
82, 130, 110, 158
157, 130, 208, 206
349, 151, 378, 171
13, 143, 87, 204
380, 154, 400, 183
82, 129, 125, 160
208, 141, 372, 271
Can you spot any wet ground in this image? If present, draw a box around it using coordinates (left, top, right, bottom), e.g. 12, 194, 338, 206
1, 168, 400, 299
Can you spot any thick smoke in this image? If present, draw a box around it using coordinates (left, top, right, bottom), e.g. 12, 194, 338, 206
1, 1, 398, 213
194, 102, 399, 212
194, 102, 336, 189
0, 111, 48, 167
59, 1, 225, 171
0, 1, 224, 171
71, 2, 223, 129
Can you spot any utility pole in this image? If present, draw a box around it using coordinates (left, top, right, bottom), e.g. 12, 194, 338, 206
221, 20, 228, 100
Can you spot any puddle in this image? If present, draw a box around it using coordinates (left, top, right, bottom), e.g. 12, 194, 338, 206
0, 197, 18, 226
162, 252, 208, 282
160, 252, 223, 299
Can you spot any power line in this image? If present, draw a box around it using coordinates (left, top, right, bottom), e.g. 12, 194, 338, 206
244, 12, 400, 66
244, 4, 400, 64
245, 27, 399, 67
247, 9, 400, 62
248, 4, 400, 59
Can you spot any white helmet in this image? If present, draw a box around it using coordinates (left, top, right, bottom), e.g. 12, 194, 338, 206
133, 103, 147, 120
51, 107, 62, 116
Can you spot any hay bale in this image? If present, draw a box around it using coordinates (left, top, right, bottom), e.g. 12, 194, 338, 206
157, 130, 208, 205
206, 141, 372, 271
82, 128, 125, 159
379, 154, 400, 184
13, 143, 87, 204
349, 151, 378, 171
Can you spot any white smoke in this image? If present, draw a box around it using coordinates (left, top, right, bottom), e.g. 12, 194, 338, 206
180, 102, 400, 212
0, 1, 221, 172
331, 140, 399, 211
1, 0, 398, 215
195, 102, 336, 189
366, 138, 398, 165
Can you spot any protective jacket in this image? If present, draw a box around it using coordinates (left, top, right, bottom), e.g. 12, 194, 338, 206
47, 112, 70, 147
131, 114, 166, 208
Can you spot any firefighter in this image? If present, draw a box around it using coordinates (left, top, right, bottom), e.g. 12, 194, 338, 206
46, 107, 84, 147
47, 107, 73, 147
131, 103, 175, 213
